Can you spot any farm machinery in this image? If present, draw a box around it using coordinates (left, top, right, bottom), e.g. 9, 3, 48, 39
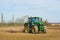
24, 17, 47, 33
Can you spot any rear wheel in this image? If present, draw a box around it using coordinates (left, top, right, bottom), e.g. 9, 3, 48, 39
32, 26, 38, 34
32, 28, 35, 34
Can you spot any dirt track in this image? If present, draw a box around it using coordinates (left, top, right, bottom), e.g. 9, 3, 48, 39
0, 26, 60, 40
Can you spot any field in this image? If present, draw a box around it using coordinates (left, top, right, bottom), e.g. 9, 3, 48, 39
0, 26, 60, 40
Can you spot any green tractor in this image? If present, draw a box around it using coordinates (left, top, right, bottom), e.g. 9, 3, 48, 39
24, 17, 47, 33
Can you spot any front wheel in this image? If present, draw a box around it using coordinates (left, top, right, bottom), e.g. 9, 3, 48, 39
43, 26, 47, 33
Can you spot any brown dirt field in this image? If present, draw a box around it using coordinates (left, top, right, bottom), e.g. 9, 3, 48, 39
0, 26, 60, 40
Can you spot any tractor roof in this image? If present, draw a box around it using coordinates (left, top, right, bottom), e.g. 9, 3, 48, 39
28, 17, 39, 19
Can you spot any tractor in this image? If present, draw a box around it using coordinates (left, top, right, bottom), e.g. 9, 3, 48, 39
24, 17, 47, 33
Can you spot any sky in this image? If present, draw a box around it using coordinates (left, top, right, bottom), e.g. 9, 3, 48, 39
0, 0, 60, 23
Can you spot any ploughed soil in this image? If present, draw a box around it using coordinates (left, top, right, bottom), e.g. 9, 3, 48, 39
0, 26, 60, 40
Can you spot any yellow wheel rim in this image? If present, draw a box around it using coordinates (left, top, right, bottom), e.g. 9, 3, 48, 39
25, 26, 29, 33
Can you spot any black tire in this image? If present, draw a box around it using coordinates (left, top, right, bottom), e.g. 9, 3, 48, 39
32, 26, 38, 34
32, 27, 35, 34
24, 23, 28, 27
43, 26, 47, 33
43, 29, 46, 33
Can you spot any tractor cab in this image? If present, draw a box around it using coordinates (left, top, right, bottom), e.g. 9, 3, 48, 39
28, 17, 43, 26
28, 17, 39, 26
28, 17, 39, 23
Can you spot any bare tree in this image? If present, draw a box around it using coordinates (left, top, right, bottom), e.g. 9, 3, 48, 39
44, 19, 49, 25
1, 13, 4, 23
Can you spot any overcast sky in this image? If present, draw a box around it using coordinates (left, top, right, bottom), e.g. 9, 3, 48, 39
0, 0, 60, 23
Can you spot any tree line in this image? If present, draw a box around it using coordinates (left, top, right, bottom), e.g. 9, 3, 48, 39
0, 13, 49, 26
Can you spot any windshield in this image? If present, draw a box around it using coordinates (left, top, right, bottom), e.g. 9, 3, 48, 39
32, 18, 39, 22
28, 17, 39, 23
